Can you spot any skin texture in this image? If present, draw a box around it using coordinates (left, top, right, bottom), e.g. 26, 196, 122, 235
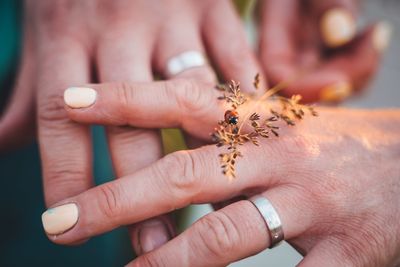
0, 0, 389, 263
46, 80, 400, 266
1, 0, 386, 151
259, 0, 383, 102
0, 0, 265, 256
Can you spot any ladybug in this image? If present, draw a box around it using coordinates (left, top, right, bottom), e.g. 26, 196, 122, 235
224, 110, 239, 125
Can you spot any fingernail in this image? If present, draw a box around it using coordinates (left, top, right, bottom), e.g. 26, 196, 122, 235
41, 203, 79, 235
320, 81, 353, 102
373, 21, 392, 52
64, 87, 97, 108
138, 219, 171, 254
321, 8, 356, 47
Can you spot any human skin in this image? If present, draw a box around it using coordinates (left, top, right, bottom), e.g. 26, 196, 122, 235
259, 0, 390, 102
2, 0, 392, 150
0, 0, 265, 255
0, 0, 391, 259
42, 80, 400, 266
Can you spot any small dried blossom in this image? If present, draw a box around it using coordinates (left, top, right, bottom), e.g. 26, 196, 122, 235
212, 74, 318, 180
216, 80, 247, 109
253, 73, 260, 89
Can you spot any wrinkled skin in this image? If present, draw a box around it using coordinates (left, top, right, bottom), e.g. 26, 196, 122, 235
46, 80, 400, 267
0, 0, 264, 255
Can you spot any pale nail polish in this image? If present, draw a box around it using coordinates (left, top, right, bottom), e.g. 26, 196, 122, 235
320, 81, 353, 102
64, 87, 97, 108
321, 8, 356, 47
373, 22, 392, 52
139, 220, 171, 254
42, 203, 79, 235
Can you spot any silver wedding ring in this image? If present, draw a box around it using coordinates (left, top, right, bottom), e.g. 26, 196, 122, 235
249, 196, 284, 248
165, 51, 206, 77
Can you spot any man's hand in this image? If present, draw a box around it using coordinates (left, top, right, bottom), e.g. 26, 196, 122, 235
40, 80, 400, 266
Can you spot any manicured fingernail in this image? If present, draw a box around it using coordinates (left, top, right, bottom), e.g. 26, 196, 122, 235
42, 203, 79, 235
138, 219, 171, 254
320, 8, 356, 47
373, 21, 392, 52
64, 87, 97, 108
320, 81, 353, 102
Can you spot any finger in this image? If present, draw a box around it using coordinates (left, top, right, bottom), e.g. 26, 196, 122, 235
259, 0, 299, 90
40, 132, 317, 245
129, 185, 313, 267
161, 32, 221, 213
96, 30, 175, 255
285, 24, 388, 103
297, 238, 358, 267
128, 201, 269, 267
155, 20, 217, 150
0, 27, 35, 152
202, 0, 266, 93
96, 28, 160, 177
64, 80, 223, 140
320, 23, 390, 94
154, 16, 216, 83
311, 0, 358, 48
36, 38, 92, 207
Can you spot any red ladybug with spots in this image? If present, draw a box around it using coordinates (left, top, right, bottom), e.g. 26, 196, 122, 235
224, 110, 239, 125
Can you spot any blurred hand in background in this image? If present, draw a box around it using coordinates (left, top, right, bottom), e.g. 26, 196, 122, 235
259, 0, 391, 102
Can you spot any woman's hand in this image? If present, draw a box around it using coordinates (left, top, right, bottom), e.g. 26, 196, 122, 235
259, 0, 391, 102
42, 80, 400, 266
0, 0, 264, 255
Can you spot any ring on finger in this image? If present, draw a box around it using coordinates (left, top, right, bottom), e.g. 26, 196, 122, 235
249, 195, 284, 248
165, 50, 207, 77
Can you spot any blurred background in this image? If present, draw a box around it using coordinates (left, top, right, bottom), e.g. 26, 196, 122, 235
0, 0, 398, 266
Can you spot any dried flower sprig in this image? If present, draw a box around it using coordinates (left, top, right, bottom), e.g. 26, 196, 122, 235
212, 74, 317, 180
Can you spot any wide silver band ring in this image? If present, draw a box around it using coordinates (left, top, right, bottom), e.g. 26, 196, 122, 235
165, 51, 206, 77
249, 196, 284, 248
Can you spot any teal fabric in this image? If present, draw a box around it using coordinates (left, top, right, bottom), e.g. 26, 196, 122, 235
0, 0, 20, 84
0, 1, 133, 266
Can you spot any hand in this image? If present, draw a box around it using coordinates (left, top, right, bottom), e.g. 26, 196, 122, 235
1, 0, 264, 255
42, 80, 400, 266
259, 0, 391, 102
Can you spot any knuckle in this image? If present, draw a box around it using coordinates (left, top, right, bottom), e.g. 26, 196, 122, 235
38, 92, 68, 124
97, 183, 123, 220
330, 214, 392, 267
115, 82, 135, 109
170, 80, 213, 117
155, 151, 204, 204
335, 236, 376, 267
34, 1, 80, 37
285, 135, 317, 157
194, 211, 241, 258
134, 253, 167, 267
278, 135, 320, 170
326, 237, 365, 267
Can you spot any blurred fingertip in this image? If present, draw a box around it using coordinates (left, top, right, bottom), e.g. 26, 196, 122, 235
372, 21, 393, 53
319, 81, 353, 103
320, 8, 357, 47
